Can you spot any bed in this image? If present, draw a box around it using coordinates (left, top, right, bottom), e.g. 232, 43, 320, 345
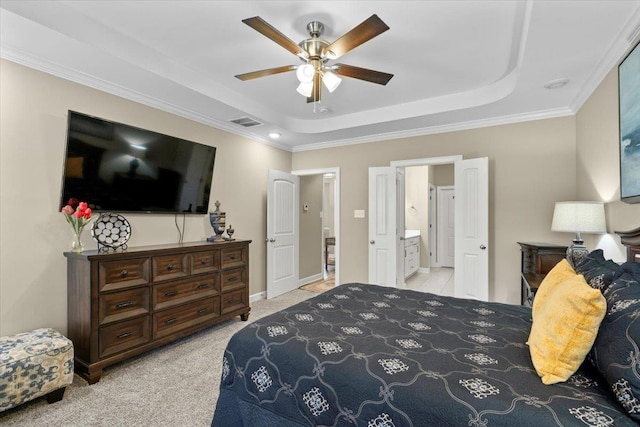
212, 229, 640, 426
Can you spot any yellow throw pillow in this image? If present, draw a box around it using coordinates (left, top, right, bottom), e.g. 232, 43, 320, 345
532, 258, 575, 319
527, 274, 606, 385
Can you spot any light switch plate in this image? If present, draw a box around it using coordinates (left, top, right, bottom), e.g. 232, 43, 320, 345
354, 209, 365, 218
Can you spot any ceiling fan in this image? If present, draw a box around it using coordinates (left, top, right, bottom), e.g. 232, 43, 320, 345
235, 14, 394, 103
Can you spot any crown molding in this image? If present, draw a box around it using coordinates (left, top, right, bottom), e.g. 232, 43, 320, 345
0, 47, 292, 152
569, 5, 640, 113
292, 107, 575, 152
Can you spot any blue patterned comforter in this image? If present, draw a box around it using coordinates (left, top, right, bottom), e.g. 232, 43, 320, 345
212, 284, 634, 426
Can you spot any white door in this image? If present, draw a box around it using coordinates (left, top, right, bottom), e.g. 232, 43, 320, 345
368, 167, 396, 286
396, 168, 406, 287
454, 158, 489, 301
428, 184, 436, 268
437, 186, 455, 267
266, 169, 299, 299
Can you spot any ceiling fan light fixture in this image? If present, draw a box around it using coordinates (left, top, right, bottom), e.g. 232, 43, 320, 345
322, 71, 342, 93
296, 63, 315, 83
296, 81, 313, 97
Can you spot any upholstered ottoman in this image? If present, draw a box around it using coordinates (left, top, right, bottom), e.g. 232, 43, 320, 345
0, 328, 74, 412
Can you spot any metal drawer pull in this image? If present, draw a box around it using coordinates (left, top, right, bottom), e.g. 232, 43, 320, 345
201, 258, 207, 264
115, 301, 134, 309
164, 290, 178, 297
228, 277, 237, 282
197, 308, 208, 314
228, 298, 238, 304
196, 283, 209, 289
167, 263, 174, 271
229, 255, 236, 260
165, 317, 177, 324
120, 269, 128, 277
117, 331, 133, 339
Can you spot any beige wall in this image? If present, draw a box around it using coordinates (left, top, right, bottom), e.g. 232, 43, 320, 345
299, 174, 323, 280
0, 59, 291, 336
293, 117, 577, 303
576, 67, 640, 261
433, 164, 454, 186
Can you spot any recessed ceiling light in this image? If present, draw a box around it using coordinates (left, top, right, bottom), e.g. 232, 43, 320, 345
269, 132, 281, 139
544, 78, 569, 89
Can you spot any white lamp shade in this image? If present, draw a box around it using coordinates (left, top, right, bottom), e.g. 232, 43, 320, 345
322, 71, 342, 93
551, 201, 606, 233
296, 81, 313, 97
296, 64, 315, 83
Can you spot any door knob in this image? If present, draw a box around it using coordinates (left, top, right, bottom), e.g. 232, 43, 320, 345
369, 240, 375, 244
480, 244, 486, 250
270, 238, 276, 243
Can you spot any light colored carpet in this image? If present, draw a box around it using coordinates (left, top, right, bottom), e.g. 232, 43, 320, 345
0, 289, 316, 427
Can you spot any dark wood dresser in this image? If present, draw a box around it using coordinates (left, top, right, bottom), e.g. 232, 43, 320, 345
64, 240, 251, 384
517, 242, 567, 306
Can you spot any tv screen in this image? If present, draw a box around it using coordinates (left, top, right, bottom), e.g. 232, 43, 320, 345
60, 111, 216, 214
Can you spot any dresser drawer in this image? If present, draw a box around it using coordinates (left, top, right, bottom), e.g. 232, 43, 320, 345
99, 258, 150, 292
99, 316, 150, 358
221, 247, 246, 269
152, 276, 220, 311
221, 267, 247, 292
190, 250, 220, 275
152, 297, 220, 339
99, 288, 150, 325
152, 253, 189, 282
221, 289, 247, 315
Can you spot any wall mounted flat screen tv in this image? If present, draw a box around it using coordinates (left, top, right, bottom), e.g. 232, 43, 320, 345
60, 111, 216, 214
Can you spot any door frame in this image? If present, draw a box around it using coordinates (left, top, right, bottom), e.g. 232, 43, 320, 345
390, 156, 462, 286
292, 167, 341, 287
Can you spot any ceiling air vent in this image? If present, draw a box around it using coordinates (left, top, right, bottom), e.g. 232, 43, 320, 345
229, 116, 263, 128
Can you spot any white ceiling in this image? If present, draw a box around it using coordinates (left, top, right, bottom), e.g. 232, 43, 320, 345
2, 1, 640, 151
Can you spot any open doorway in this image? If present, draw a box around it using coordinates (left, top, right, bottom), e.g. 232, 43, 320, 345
403, 164, 455, 296
370, 155, 487, 300
293, 168, 340, 293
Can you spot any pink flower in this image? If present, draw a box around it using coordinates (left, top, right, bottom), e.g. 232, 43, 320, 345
61, 205, 74, 215
78, 202, 88, 212
84, 208, 92, 219
74, 210, 83, 219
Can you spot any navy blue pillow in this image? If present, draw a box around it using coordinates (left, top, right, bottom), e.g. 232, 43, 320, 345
614, 261, 640, 282
590, 271, 640, 421
574, 249, 620, 292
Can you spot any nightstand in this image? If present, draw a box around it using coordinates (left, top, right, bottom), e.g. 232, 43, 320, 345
517, 242, 568, 306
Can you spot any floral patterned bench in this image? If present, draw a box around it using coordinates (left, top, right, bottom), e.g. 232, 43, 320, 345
0, 328, 74, 412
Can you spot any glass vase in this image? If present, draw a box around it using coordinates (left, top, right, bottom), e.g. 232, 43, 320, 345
71, 230, 85, 253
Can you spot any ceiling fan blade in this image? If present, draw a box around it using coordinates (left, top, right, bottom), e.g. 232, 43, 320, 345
242, 17, 305, 57
333, 64, 393, 85
307, 72, 322, 103
323, 14, 389, 59
235, 65, 296, 81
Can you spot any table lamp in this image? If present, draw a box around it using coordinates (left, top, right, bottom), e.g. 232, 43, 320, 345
551, 201, 606, 266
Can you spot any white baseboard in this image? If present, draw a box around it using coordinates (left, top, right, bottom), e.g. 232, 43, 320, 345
298, 273, 323, 286
249, 291, 266, 302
